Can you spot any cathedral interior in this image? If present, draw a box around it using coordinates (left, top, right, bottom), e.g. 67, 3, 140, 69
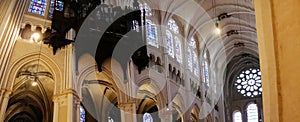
0, 0, 299, 122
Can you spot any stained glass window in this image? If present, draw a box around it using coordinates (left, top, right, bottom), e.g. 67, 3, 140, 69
166, 30, 174, 57
108, 116, 114, 122
146, 19, 158, 47
168, 19, 179, 34
166, 19, 181, 62
204, 61, 209, 86
80, 105, 85, 122
191, 38, 198, 75
202, 51, 209, 86
174, 37, 182, 63
187, 48, 192, 71
233, 111, 242, 122
132, 20, 140, 32
235, 68, 262, 97
49, 0, 64, 18
143, 113, 153, 122
193, 51, 199, 76
187, 38, 199, 76
189, 38, 196, 49
247, 103, 259, 122
28, 0, 47, 16
144, 3, 152, 16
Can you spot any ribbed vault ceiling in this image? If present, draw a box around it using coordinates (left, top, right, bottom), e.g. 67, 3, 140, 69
136, 0, 258, 84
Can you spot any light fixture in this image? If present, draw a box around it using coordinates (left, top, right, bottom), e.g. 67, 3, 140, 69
31, 32, 41, 42
214, 13, 231, 35
217, 13, 231, 21
29, 32, 43, 87
214, 21, 221, 35
212, 0, 221, 35
166, 103, 170, 111
31, 80, 38, 86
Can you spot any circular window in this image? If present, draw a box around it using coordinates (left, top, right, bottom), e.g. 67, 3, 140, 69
235, 68, 262, 97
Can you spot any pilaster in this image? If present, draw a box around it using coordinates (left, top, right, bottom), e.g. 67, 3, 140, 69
158, 109, 172, 122
0, 0, 28, 91
53, 89, 80, 122
119, 102, 137, 122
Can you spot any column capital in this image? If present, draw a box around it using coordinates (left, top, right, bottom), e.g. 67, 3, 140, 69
1, 88, 12, 97
1, 88, 12, 93
118, 101, 137, 122
118, 101, 136, 113
158, 109, 173, 122
53, 89, 80, 104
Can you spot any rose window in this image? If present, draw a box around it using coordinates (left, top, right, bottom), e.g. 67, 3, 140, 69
235, 68, 262, 97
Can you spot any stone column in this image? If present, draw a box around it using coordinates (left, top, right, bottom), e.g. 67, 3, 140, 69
53, 90, 80, 122
0, 0, 27, 95
0, 0, 28, 121
75, 102, 81, 122
0, 0, 27, 71
0, 0, 18, 31
183, 109, 191, 122
158, 109, 172, 122
254, 0, 300, 121
53, 32, 78, 121
119, 102, 137, 122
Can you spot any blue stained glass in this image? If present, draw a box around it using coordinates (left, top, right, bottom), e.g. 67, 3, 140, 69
146, 20, 158, 47
143, 113, 153, 122
132, 20, 140, 32
168, 19, 179, 34
55, 0, 63, 11
80, 105, 85, 122
144, 3, 152, 16
28, 0, 47, 16
140, 3, 152, 17
146, 20, 152, 36
49, 0, 64, 18
166, 30, 174, 57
